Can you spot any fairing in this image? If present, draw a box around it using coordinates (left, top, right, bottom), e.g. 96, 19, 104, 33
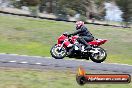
57, 34, 107, 47
88, 39, 107, 46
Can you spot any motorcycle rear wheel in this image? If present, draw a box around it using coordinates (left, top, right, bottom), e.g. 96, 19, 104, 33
50, 44, 67, 59
90, 47, 107, 63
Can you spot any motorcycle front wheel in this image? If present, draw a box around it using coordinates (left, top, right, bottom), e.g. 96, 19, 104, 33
50, 44, 67, 59
90, 47, 107, 63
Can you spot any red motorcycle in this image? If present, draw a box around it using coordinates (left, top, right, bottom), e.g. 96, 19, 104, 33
50, 32, 107, 63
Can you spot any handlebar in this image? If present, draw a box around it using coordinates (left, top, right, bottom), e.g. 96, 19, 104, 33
63, 32, 72, 37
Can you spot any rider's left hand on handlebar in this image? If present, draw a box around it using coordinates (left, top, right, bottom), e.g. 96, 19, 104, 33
67, 34, 72, 37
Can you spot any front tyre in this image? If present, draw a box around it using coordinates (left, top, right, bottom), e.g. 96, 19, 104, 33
50, 44, 67, 59
90, 47, 107, 63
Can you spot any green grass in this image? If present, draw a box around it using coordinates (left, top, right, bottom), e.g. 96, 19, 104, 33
0, 15, 132, 64
0, 68, 131, 88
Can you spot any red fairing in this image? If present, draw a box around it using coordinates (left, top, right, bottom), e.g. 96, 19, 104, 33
57, 34, 107, 47
57, 35, 68, 44
63, 40, 71, 47
57, 34, 72, 47
71, 36, 79, 43
88, 39, 107, 46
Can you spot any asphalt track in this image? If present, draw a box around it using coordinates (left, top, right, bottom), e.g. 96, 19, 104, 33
0, 53, 132, 74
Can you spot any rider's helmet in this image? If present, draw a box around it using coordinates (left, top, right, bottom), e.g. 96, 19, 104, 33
76, 21, 84, 29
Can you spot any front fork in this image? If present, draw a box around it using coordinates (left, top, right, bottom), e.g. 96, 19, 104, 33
58, 42, 65, 52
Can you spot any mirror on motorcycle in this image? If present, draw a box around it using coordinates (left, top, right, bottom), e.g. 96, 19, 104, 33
63, 32, 68, 36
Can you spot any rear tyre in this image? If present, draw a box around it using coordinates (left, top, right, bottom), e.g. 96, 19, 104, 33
90, 47, 107, 63
50, 44, 67, 59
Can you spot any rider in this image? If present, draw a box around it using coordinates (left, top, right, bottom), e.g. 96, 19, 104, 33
68, 21, 94, 50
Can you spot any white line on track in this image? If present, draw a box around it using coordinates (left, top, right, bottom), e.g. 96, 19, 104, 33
8, 61, 17, 63
35, 63, 42, 65
103, 62, 132, 66
19, 61, 28, 64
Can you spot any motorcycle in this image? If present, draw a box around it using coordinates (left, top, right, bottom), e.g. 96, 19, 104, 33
50, 32, 107, 63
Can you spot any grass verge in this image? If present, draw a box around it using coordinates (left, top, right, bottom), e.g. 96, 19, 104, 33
0, 68, 131, 88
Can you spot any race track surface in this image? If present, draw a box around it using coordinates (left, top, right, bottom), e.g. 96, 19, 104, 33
0, 54, 132, 74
